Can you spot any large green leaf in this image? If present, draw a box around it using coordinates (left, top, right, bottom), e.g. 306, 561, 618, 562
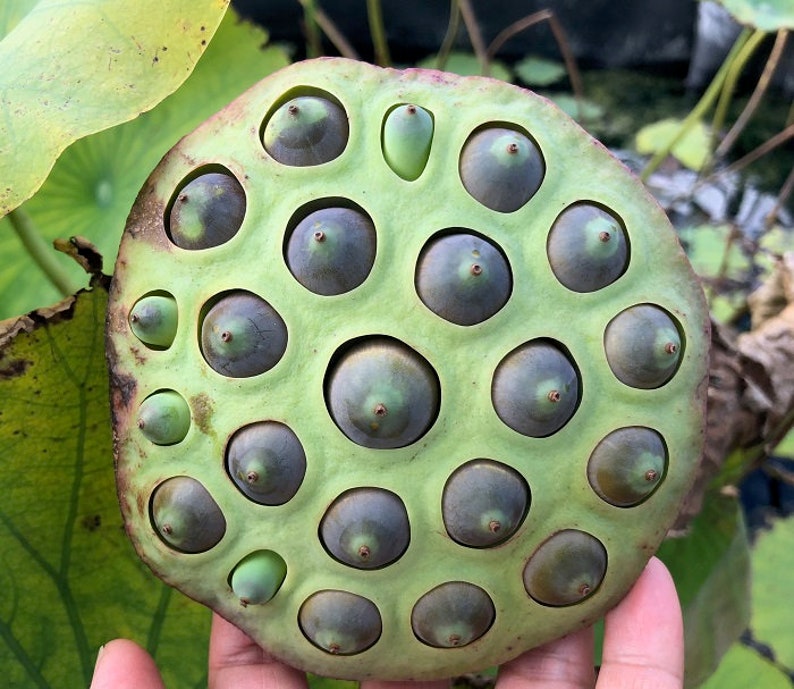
0, 280, 210, 688
635, 117, 712, 171
0, 0, 231, 216
698, 643, 793, 689
657, 491, 752, 688
0, 10, 290, 321
716, 0, 794, 31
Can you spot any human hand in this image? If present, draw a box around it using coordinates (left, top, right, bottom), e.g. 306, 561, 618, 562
89, 556, 683, 689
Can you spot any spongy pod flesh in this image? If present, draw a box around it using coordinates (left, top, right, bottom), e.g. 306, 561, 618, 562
106, 58, 710, 680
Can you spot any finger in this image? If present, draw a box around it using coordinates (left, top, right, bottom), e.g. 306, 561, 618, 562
597, 556, 684, 689
496, 625, 595, 689
89, 639, 165, 689
362, 677, 448, 689
208, 612, 308, 689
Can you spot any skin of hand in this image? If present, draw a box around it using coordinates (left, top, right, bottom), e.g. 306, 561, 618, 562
89, 556, 683, 689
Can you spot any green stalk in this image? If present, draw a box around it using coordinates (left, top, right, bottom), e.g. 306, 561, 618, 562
366, 0, 391, 66
641, 27, 753, 181
7, 208, 81, 296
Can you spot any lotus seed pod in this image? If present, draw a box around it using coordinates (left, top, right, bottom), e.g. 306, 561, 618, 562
547, 203, 629, 292
136, 390, 191, 445
128, 293, 178, 348
523, 530, 607, 607
326, 337, 440, 449
604, 304, 682, 389
415, 232, 512, 326
201, 291, 288, 378
587, 427, 667, 507
299, 590, 382, 655
230, 550, 288, 606
263, 95, 349, 166
459, 126, 544, 212
168, 171, 246, 249
411, 582, 495, 648
382, 103, 434, 180
286, 206, 377, 295
320, 488, 410, 569
492, 340, 580, 437
226, 422, 306, 505
442, 459, 529, 548
150, 476, 226, 553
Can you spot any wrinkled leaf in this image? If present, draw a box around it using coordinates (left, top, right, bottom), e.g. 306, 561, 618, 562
752, 516, 794, 672
0, 281, 210, 688
657, 491, 751, 689
635, 117, 712, 171
699, 643, 793, 689
0, 0, 231, 217
717, 0, 794, 31
514, 55, 566, 86
418, 51, 512, 82
0, 10, 289, 320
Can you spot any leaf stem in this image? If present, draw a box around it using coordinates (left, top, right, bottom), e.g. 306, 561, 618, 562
436, 0, 461, 70
366, 0, 391, 66
7, 208, 82, 297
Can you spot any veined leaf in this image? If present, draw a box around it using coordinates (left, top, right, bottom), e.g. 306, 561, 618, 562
698, 643, 793, 689
717, 0, 794, 31
0, 281, 210, 688
635, 117, 712, 171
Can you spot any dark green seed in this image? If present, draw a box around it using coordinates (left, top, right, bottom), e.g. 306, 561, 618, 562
320, 488, 410, 569
168, 171, 245, 249
411, 582, 495, 648
382, 103, 434, 180
299, 590, 382, 655
442, 459, 529, 547
229, 550, 287, 606
415, 232, 512, 326
201, 291, 288, 378
136, 390, 191, 445
286, 206, 376, 295
226, 422, 306, 505
150, 476, 226, 554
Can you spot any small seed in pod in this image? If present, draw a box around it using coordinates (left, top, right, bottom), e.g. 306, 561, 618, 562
442, 459, 530, 547
150, 476, 226, 553
286, 206, 377, 295
201, 291, 288, 378
263, 95, 349, 166
226, 422, 306, 505
523, 530, 607, 606
325, 337, 440, 449
459, 126, 544, 212
411, 582, 495, 648
604, 304, 682, 389
547, 203, 629, 292
382, 103, 434, 180
587, 427, 667, 507
229, 550, 287, 606
299, 590, 382, 655
136, 390, 191, 445
168, 171, 246, 250
320, 488, 410, 569
129, 293, 178, 348
415, 232, 512, 325
492, 340, 580, 437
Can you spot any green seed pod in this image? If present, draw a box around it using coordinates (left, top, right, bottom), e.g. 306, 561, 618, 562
136, 390, 191, 445
150, 476, 226, 553
459, 126, 544, 212
492, 340, 580, 437
415, 232, 512, 326
263, 96, 349, 166
320, 488, 410, 569
168, 171, 246, 250
604, 304, 682, 389
587, 427, 667, 507
325, 337, 440, 449
128, 293, 179, 348
411, 582, 495, 648
547, 203, 629, 293
226, 422, 306, 505
230, 550, 288, 606
442, 459, 529, 548
382, 103, 434, 181
299, 590, 382, 655
201, 291, 288, 378
523, 530, 607, 607
286, 206, 377, 295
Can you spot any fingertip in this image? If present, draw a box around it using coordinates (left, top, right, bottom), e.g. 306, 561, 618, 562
89, 638, 165, 689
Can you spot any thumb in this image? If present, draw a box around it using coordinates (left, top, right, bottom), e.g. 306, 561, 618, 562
89, 639, 165, 689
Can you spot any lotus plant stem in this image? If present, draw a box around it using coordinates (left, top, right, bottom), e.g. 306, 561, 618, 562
456, 0, 488, 74
641, 27, 753, 181
295, 0, 359, 60
366, 0, 391, 66
7, 208, 81, 297
436, 0, 461, 70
